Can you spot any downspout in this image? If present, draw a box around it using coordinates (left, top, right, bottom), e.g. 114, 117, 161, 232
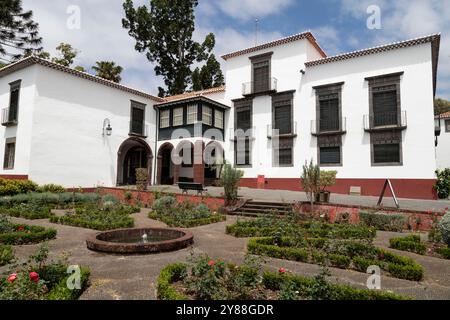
153, 105, 159, 185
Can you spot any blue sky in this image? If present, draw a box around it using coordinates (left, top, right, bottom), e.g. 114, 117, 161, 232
22, 0, 450, 99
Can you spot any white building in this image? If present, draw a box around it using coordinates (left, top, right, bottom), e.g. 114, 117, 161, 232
436, 111, 450, 169
0, 32, 441, 199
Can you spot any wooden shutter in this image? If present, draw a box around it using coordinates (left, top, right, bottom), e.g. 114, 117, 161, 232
373, 144, 400, 163
253, 60, 269, 93
236, 109, 251, 130
132, 107, 144, 134
274, 105, 291, 135
319, 96, 339, 132
373, 89, 398, 126
9, 87, 19, 122
320, 146, 340, 165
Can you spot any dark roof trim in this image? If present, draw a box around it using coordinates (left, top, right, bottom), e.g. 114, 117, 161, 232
365, 72, 404, 81
0, 56, 164, 102
154, 95, 230, 110
271, 89, 297, 96
221, 31, 327, 60
249, 51, 273, 61
312, 82, 345, 90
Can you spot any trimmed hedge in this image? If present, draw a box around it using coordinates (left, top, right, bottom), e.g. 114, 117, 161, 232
0, 179, 38, 196
436, 247, 450, 259
359, 212, 406, 232
248, 237, 423, 281
0, 245, 13, 266
226, 219, 376, 240
389, 235, 426, 255
0, 204, 53, 219
46, 267, 90, 300
50, 214, 133, 231
157, 262, 409, 300
0, 225, 57, 245
0, 192, 100, 208
149, 212, 226, 228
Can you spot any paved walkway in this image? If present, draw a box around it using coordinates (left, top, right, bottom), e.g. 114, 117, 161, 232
148, 185, 450, 212
2, 210, 450, 300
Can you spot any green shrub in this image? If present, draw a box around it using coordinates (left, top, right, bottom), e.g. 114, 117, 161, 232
359, 212, 406, 232
352, 256, 382, 273
0, 179, 39, 196
436, 246, 450, 259
0, 203, 53, 219
0, 192, 100, 208
434, 169, 450, 199
219, 164, 243, 203
387, 263, 423, 281
0, 225, 57, 245
156, 263, 189, 300
46, 267, 90, 300
389, 235, 426, 255
135, 168, 148, 191
0, 244, 13, 266
438, 212, 450, 246
37, 184, 66, 193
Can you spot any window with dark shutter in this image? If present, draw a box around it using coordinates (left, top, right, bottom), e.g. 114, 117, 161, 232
130, 101, 146, 136
253, 60, 269, 93
3, 138, 15, 170
373, 144, 400, 164
445, 120, 450, 133
319, 96, 339, 132
274, 105, 291, 135
7, 81, 21, 123
320, 146, 341, 165
372, 89, 398, 126
236, 109, 251, 130
234, 139, 251, 166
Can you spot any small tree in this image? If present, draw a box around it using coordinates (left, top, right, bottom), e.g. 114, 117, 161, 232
135, 168, 148, 191
220, 164, 243, 204
319, 170, 337, 192
301, 160, 320, 213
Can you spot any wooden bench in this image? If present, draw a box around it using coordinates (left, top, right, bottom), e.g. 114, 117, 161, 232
177, 182, 208, 196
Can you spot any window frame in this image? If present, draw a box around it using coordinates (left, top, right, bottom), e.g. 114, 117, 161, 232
202, 105, 213, 126
272, 90, 295, 136
370, 131, 403, 166
214, 109, 224, 129
172, 107, 184, 127
8, 80, 21, 124
317, 135, 343, 167
319, 146, 342, 166
130, 101, 146, 136
249, 52, 273, 94
313, 82, 344, 134
186, 104, 198, 125
159, 109, 170, 129
3, 137, 16, 170
233, 98, 253, 168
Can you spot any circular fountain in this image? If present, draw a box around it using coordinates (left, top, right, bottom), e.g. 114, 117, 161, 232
86, 228, 194, 254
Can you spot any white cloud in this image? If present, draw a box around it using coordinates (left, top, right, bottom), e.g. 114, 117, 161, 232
311, 26, 340, 55
215, 0, 294, 21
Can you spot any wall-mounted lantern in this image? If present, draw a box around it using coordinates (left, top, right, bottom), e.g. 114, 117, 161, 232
102, 118, 112, 136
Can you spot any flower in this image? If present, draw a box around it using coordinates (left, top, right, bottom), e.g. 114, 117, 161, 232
16, 226, 25, 232
29, 272, 39, 283
7, 273, 17, 283
279, 268, 286, 274
208, 260, 215, 267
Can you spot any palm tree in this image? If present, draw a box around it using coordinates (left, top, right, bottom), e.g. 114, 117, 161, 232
92, 61, 123, 83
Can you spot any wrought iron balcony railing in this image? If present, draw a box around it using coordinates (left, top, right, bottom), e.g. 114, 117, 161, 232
267, 122, 298, 139
363, 110, 407, 132
1, 107, 18, 126
311, 117, 346, 136
242, 77, 277, 96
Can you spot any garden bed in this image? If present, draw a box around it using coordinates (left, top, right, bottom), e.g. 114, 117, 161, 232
149, 196, 226, 228
0, 224, 57, 245
0, 245, 90, 300
0, 245, 13, 266
389, 234, 450, 260
248, 237, 423, 281
49, 202, 136, 231
0, 203, 54, 219
157, 256, 409, 300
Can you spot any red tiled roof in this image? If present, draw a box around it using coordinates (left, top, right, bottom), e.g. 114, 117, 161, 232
439, 111, 450, 119
0, 56, 164, 102
221, 31, 327, 61
161, 86, 226, 103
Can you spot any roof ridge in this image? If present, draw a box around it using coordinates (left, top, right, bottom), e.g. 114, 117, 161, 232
305, 33, 440, 67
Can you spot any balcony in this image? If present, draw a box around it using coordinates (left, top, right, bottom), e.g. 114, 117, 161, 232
363, 111, 407, 132
267, 122, 298, 139
129, 121, 149, 138
229, 127, 256, 141
311, 118, 347, 136
242, 77, 277, 96
1, 108, 18, 127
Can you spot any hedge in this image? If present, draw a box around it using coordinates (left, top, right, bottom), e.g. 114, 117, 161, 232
50, 215, 134, 231
157, 262, 409, 300
149, 212, 226, 228
436, 247, 450, 259
0, 245, 13, 266
46, 267, 90, 300
0, 204, 53, 219
389, 235, 427, 255
359, 212, 406, 232
248, 237, 424, 281
0, 225, 57, 245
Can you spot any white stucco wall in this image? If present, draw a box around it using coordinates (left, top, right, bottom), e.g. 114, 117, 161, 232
437, 118, 450, 169
28, 65, 158, 188
222, 41, 437, 180
0, 66, 38, 176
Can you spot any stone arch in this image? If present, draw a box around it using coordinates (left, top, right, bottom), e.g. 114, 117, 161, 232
117, 137, 153, 186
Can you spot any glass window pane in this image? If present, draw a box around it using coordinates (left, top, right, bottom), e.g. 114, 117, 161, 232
187, 104, 197, 124
203, 106, 212, 126
160, 109, 170, 128
215, 110, 223, 129
173, 107, 183, 126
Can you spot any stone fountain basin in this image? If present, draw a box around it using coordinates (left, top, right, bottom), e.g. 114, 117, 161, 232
86, 228, 194, 254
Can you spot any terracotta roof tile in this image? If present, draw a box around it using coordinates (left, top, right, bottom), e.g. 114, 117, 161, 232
162, 86, 226, 103
439, 111, 450, 119
0, 56, 164, 102
221, 31, 327, 60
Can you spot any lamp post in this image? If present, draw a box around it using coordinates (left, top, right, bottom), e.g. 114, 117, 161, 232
102, 118, 112, 136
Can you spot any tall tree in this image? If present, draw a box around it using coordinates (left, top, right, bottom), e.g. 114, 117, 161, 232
52, 43, 79, 67
122, 0, 222, 97
435, 98, 450, 116
191, 54, 224, 91
0, 0, 43, 63
92, 61, 123, 83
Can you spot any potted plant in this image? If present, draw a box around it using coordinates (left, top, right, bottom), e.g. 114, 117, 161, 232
316, 170, 337, 203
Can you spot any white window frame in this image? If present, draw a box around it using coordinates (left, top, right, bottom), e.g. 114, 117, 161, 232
203, 106, 212, 126
187, 104, 197, 124
173, 107, 183, 126
215, 109, 224, 129
160, 109, 170, 128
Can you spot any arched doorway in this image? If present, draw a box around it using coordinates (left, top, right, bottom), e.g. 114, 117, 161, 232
117, 138, 153, 186
157, 143, 175, 185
